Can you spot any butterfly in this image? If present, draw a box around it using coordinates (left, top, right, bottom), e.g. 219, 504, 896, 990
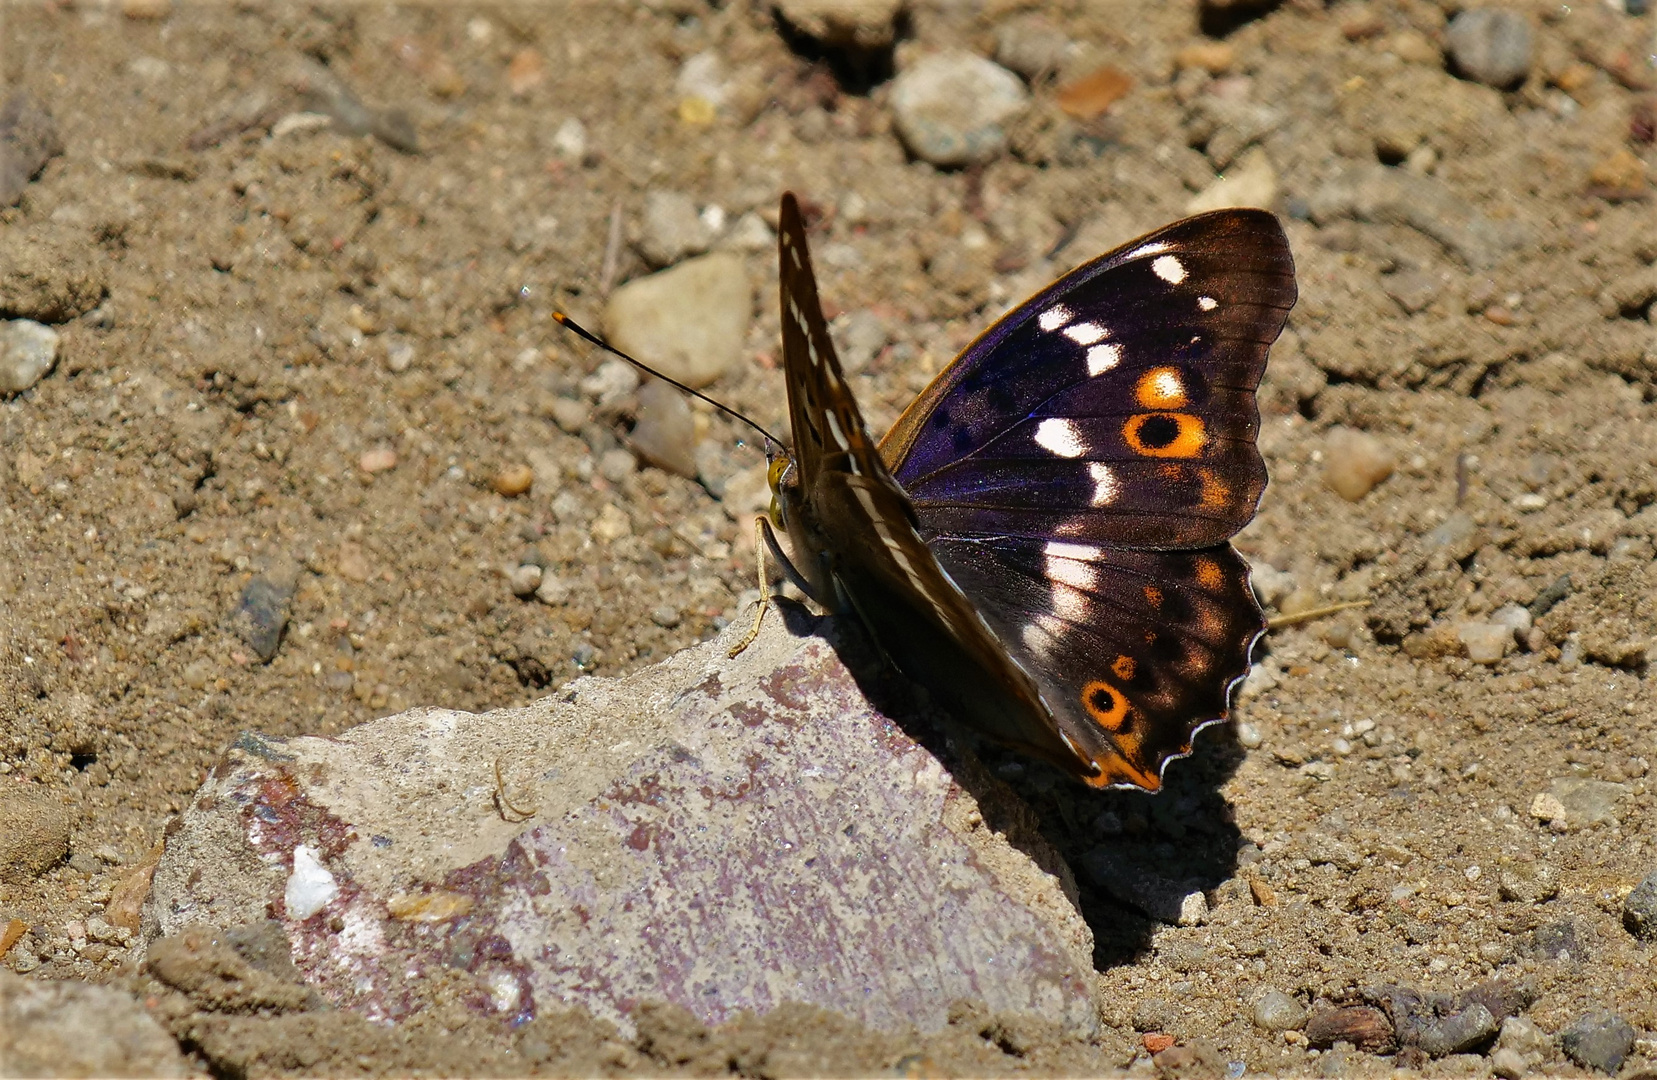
756, 193, 1296, 791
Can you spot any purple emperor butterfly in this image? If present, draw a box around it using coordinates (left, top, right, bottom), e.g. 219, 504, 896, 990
759, 193, 1295, 791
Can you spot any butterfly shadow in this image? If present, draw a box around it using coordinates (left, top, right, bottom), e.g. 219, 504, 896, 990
779, 606, 1250, 973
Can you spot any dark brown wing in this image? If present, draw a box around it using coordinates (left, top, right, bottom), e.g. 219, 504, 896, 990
774, 194, 1089, 774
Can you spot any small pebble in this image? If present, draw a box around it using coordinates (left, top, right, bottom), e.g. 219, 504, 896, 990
385, 340, 415, 373
994, 15, 1070, 80
889, 50, 1028, 167
507, 564, 543, 598
505, 47, 544, 97
1496, 861, 1558, 903
549, 396, 590, 433
1381, 269, 1441, 314
581, 359, 641, 406
1534, 776, 1627, 829
1621, 869, 1657, 941
1560, 1010, 1635, 1074
830, 309, 888, 374
1457, 621, 1512, 665
492, 464, 534, 497
336, 541, 372, 582
1235, 721, 1263, 749
1490, 1046, 1528, 1080
598, 448, 636, 484
775, 0, 904, 48
1248, 563, 1295, 608
233, 572, 296, 663
1252, 989, 1306, 1032
1053, 65, 1133, 122
0, 93, 65, 207
650, 605, 681, 628
592, 503, 632, 542
1185, 146, 1279, 214
535, 574, 570, 606
631, 379, 697, 479
359, 447, 397, 473
284, 845, 338, 921
637, 190, 713, 269
1305, 1006, 1394, 1053
1586, 148, 1648, 198
1489, 603, 1532, 641
604, 252, 752, 389
1322, 426, 1395, 501
551, 117, 588, 163
1445, 9, 1532, 89
1495, 1016, 1552, 1061
1416, 1004, 1497, 1058
0, 318, 60, 394
1175, 41, 1236, 75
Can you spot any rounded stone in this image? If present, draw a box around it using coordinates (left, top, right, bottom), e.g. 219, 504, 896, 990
0, 318, 60, 395
1560, 1010, 1635, 1074
0, 786, 71, 882
630, 379, 698, 480
1322, 425, 1395, 501
889, 51, 1028, 167
1252, 988, 1307, 1032
1622, 869, 1657, 941
1457, 620, 1513, 665
637, 190, 712, 270
507, 564, 543, 598
491, 464, 534, 498
1446, 9, 1532, 89
603, 251, 752, 389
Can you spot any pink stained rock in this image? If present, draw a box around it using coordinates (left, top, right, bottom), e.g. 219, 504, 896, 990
143, 614, 1101, 1039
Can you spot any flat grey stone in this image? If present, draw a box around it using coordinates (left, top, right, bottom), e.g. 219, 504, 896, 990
890, 51, 1027, 167
145, 615, 1100, 1039
0, 319, 58, 395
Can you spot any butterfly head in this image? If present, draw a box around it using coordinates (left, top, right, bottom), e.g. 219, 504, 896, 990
764, 444, 797, 531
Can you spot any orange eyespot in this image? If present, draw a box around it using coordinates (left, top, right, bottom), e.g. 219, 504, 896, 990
1081, 680, 1130, 731
1111, 654, 1137, 681
1123, 413, 1206, 458
1135, 367, 1190, 410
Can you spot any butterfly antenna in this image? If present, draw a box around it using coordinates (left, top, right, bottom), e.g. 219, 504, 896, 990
551, 311, 784, 452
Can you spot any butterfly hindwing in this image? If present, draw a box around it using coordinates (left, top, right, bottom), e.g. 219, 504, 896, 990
923, 535, 1264, 790
881, 210, 1295, 550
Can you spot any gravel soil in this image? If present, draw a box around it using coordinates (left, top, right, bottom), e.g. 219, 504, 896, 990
2, 1, 1655, 1076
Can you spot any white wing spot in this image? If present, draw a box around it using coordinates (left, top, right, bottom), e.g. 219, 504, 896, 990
1198, 295, 1218, 311
1086, 343, 1122, 376
1046, 555, 1098, 592
1063, 321, 1107, 346
1128, 241, 1171, 259
1152, 255, 1187, 284
1033, 418, 1086, 458
1044, 540, 1101, 561
1087, 462, 1120, 507
1037, 304, 1074, 332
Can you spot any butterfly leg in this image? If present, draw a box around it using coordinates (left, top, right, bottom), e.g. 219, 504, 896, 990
727, 515, 821, 658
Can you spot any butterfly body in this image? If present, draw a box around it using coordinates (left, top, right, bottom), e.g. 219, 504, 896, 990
767, 195, 1295, 791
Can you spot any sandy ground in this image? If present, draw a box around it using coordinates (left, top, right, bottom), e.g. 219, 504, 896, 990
1, 0, 1655, 1076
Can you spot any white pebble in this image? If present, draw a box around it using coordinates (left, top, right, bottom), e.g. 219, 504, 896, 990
285, 844, 338, 920
1457, 620, 1512, 664
508, 564, 543, 598
0, 319, 60, 394
1322, 426, 1395, 502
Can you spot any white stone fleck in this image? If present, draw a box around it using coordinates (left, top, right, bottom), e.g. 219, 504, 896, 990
285, 844, 339, 920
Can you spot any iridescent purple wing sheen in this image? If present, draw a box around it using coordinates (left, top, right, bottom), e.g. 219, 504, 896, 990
880, 210, 1296, 551
875, 210, 1295, 789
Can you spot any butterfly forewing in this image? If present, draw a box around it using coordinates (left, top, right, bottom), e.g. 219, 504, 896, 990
881, 211, 1295, 551
775, 196, 1294, 791
878, 209, 1294, 789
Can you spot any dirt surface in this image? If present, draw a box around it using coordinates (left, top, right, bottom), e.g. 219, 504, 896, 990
2, 0, 1656, 1076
